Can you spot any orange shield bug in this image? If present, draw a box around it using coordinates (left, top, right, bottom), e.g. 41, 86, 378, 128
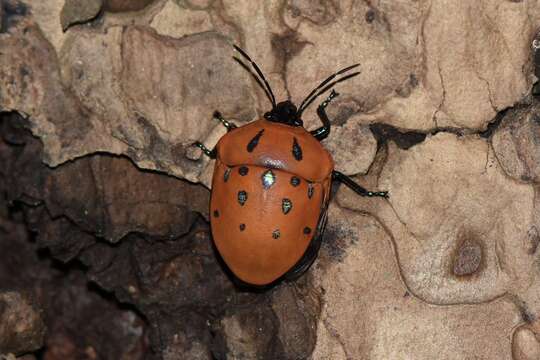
194, 46, 388, 287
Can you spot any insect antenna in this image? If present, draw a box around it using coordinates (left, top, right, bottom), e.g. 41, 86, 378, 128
233, 45, 277, 108
297, 64, 360, 117
232, 57, 275, 107
298, 64, 359, 111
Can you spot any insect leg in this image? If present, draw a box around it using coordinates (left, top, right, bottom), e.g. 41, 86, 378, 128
310, 89, 339, 141
332, 170, 388, 198
193, 141, 217, 159
214, 111, 237, 131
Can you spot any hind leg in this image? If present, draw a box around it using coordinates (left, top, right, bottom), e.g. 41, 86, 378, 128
333, 170, 388, 197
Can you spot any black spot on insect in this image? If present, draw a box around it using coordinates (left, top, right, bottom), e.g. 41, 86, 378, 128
303, 227, 311, 235
224, 168, 231, 182
238, 190, 247, 206
272, 229, 280, 239
308, 183, 314, 199
292, 137, 303, 161
239, 223, 246, 231
262, 169, 276, 189
290, 176, 301, 187
282, 198, 292, 214
239, 166, 249, 176
247, 129, 264, 152
213, 210, 219, 218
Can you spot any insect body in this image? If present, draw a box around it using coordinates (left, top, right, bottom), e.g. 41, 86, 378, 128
195, 46, 387, 287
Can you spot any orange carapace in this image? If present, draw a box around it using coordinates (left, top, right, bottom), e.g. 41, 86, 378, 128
194, 45, 388, 287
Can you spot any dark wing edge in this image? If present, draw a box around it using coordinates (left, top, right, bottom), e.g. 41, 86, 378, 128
282, 200, 329, 282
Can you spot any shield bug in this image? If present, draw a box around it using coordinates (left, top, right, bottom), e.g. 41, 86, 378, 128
194, 45, 388, 287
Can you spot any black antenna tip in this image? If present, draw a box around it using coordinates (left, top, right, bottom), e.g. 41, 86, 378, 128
233, 44, 248, 57
343, 71, 361, 81
338, 63, 361, 74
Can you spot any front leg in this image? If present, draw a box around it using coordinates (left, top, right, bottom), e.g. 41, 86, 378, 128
192, 111, 233, 159
310, 89, 339, 141
214, 111, 237, 131
194, 141, 217, 159
332, 171, 388, 198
